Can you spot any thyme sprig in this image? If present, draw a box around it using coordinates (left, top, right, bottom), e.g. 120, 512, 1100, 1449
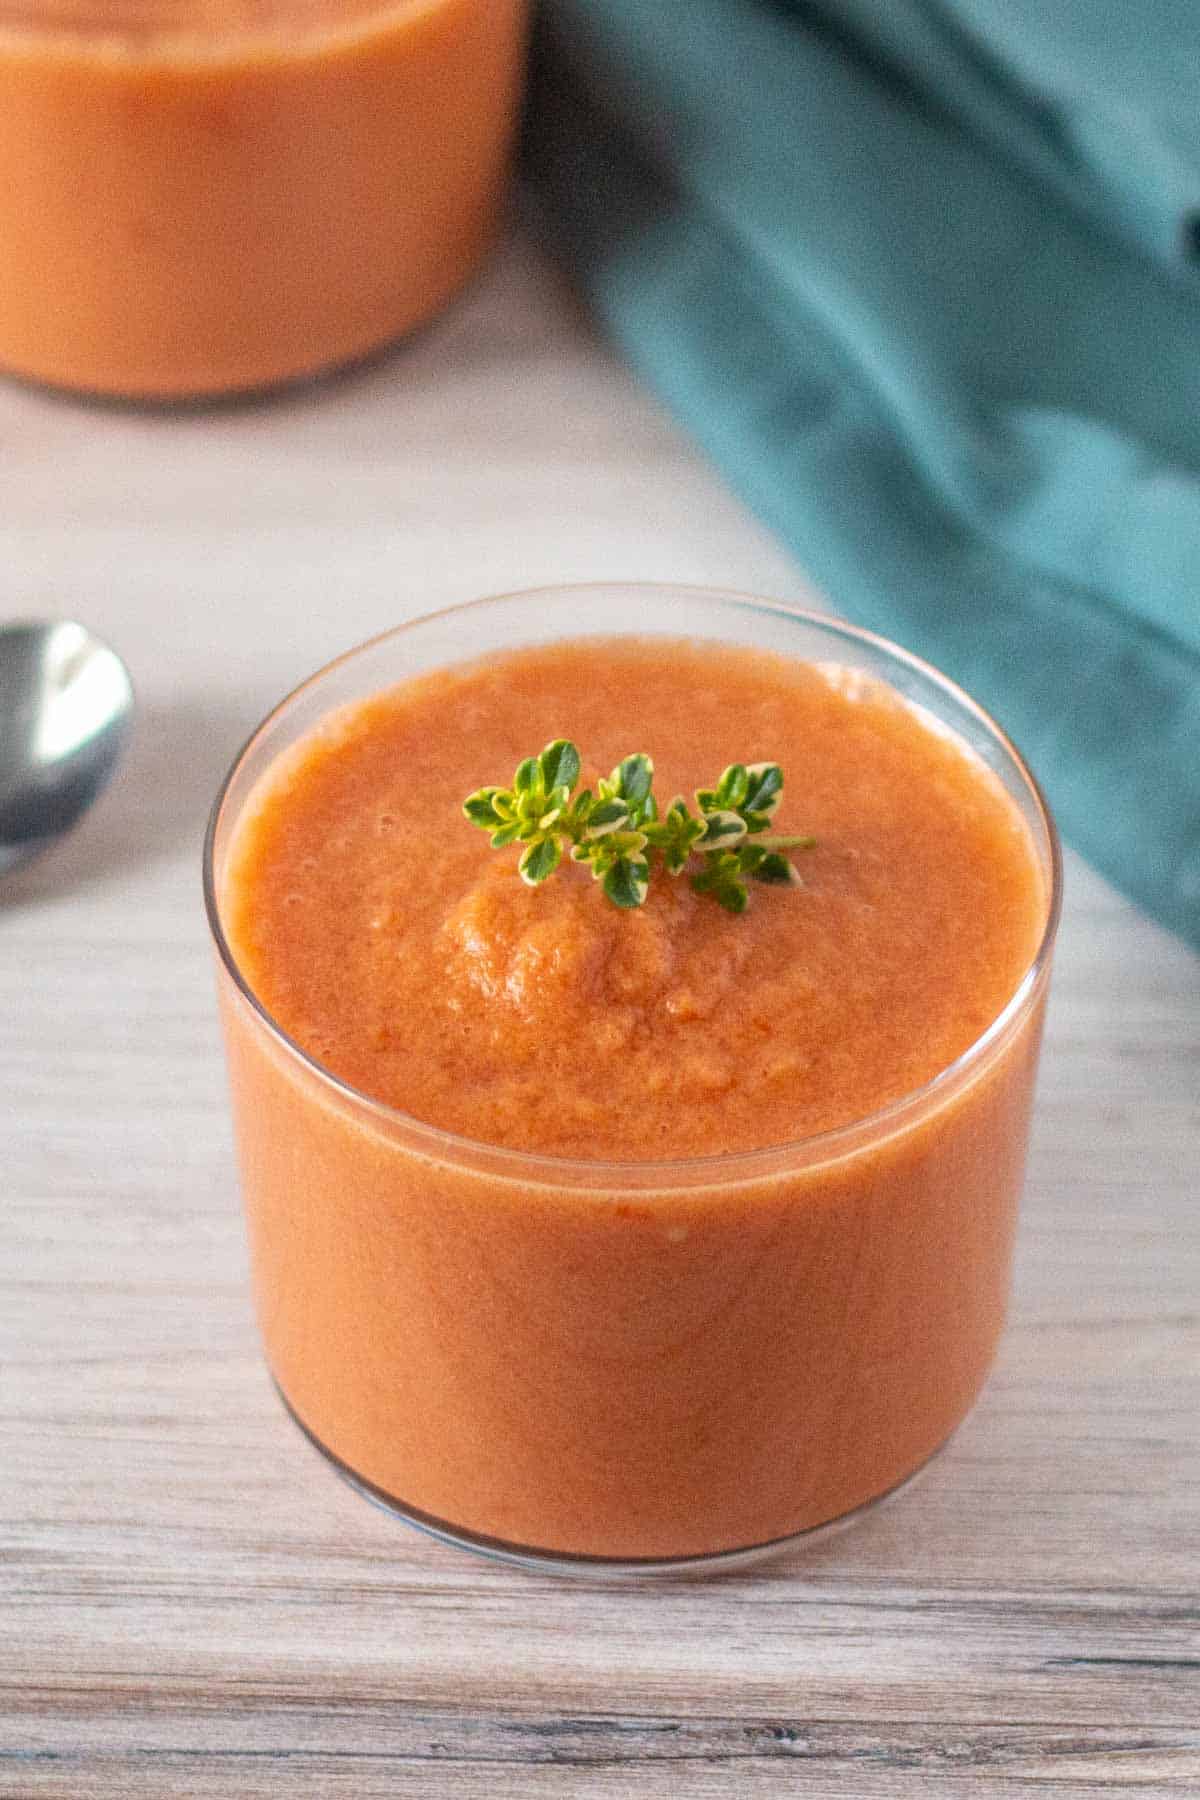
463, 741, 814, 912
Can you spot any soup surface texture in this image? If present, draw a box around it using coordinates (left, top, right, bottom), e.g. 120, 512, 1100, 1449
226, 637, 1044, 1158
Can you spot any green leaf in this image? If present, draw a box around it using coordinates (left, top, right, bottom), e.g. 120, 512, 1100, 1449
716, 763, 749, 808
562, 788, 592, 835
584, 797, 631, 838
463, 787, 505, 827
695, 788, 719, 815
603, 855, 650, 909
743, 762, 782, 818
690, 855, 749, 912
699, 809, 747, 849
608, 829, 648, 856
519, 836, 563, 886
753, 851, 801, 887
489, 820, 524, 849
539, 739, 580, 792
713, 878, 749, 914
612, 753, 654, 810
644, 798, 703, 874
513, 758, 540, 798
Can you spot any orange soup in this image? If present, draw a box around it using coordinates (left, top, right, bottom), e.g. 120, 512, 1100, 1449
0, 0, 528, 397
215, 634, 1053, 1561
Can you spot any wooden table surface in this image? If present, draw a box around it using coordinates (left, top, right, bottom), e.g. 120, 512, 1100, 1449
3, 232, 1198, 1799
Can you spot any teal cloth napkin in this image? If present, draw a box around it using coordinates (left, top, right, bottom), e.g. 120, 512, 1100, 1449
522, 0, 1200, 950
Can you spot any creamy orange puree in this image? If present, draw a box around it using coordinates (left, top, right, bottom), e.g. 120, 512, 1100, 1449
218, 638, 1050, 1559
0, 0, 527, 397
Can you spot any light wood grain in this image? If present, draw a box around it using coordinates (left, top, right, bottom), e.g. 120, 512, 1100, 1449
2, 230, 1198, 1799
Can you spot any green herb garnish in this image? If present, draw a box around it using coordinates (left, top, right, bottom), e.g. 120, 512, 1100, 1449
463, 741, 814, 912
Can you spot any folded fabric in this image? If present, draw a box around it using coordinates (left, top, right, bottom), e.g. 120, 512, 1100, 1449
522, 0, 1200, 950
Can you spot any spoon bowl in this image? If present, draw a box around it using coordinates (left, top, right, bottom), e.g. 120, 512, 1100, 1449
0, 620, 134, 875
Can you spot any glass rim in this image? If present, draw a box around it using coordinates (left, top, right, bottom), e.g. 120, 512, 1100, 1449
203, 582, 1063, 1191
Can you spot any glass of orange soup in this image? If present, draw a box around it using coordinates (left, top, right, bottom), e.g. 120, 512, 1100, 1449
204, 586, 1061, 1573
0, 0, 528, 399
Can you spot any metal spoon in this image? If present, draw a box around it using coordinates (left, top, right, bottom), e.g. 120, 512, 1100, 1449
0, 620, 135, 876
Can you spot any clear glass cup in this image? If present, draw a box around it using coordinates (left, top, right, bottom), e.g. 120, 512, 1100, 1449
0, 0, 529, 399
204, 585, 1062, 1575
